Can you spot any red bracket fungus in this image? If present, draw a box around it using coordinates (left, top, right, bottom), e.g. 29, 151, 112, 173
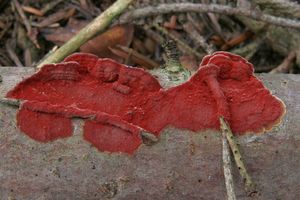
6, 52, 285, 154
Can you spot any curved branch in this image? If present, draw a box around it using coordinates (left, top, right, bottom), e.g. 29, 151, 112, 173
120, 3, 300, 29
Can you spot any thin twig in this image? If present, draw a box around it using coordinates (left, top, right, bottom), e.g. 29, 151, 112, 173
221, 31, 254, 51
37, 0, 134, 68
143, 25, 164, 44
230, 38, 263, 60
220, 117, 257, 196
220, 118, 237, 200
22, 6, 43, 16
182, 22, 214, 54
120, 3, 300, 29
109, 45, 160, 69
0, 98, 21, 107
5, 40, 23, 67
40, 0, 64, 15
36, 8, 76, 28
270, 51, 296, 74
12, 0, 31, 35
13, 0, 39, 48
153, 24, 203, 58
253, 0, 300, 19
140, 131, 159, 145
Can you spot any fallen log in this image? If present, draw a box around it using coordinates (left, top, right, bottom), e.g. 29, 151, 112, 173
0, 67, 299, 200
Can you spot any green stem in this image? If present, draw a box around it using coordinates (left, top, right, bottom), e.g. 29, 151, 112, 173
37, 0, 134, 68
221, 124, 237, 200
220, 117, 257, 196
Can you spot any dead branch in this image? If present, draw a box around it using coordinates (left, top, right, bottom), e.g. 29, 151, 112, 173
182, 22, 214, 54
120, 3, 300, 29
253, 0, 300, 19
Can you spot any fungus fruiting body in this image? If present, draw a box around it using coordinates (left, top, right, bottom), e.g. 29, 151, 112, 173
6, 52, 285, 154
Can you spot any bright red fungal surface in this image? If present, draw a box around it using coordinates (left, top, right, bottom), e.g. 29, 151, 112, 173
17, 104, 72, 142
84, 120, 141, 154
7, 52, 285, 154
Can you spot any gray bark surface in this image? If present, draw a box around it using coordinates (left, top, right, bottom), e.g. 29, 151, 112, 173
0, 67, 299, 200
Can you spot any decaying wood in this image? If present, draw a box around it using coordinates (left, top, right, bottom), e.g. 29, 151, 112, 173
0, 67, 300, 200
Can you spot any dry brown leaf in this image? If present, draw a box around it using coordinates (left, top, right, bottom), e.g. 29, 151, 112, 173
44, 19, 134, 61
80, 24, 134, 61
44, 18, 87, 45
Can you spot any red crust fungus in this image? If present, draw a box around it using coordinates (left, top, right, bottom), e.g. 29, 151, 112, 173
6, 52, 285, 154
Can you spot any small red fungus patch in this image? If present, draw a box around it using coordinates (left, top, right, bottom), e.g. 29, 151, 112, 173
18, 103, 72, 142
84, 120, 142, 154
6, 52, 285, 154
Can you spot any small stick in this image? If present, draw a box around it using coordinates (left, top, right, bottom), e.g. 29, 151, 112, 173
22, 6, 43, 17
36, 8, 76, 28
143, 25, 164, 44
12, 0, 31, 35
0, 98, 21, 107
5, 40, 24, 67
270, 51, 296, 74
220, 118, 237, 200
120, 3, 300, 29
140, 131, 159, 145
110, 45, 160, 69
13, 0, 39, 48
153, 24, 203, 58
182, 22, 214, 54
37, 0, 134, 68
40, 0, 64, 15
220, 117, 257, 196
203, 71, 256, 195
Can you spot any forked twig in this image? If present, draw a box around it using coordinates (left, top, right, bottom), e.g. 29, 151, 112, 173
220, 117, 237, 200
220, 117, 257, 196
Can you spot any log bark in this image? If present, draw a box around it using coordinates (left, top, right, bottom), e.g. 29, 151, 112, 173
0, 67, 299, 200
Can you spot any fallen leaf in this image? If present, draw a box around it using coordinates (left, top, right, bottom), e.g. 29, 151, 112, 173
44, 18, 134, 61
43, 18, 87, 45
80, 24, 134, 61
